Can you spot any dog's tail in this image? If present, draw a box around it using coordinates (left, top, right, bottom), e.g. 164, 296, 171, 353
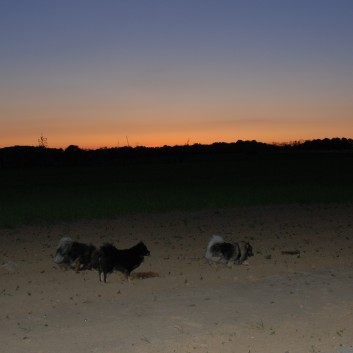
205, 235, 224, 261
53, 237, 73, 264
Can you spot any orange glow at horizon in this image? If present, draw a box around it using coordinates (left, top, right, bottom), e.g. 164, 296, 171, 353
3, 125, 351, 151
2, 104, 353, 150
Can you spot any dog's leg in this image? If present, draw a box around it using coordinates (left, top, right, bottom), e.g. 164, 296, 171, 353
98, 268, 107, 282
74, 259, 81, 273
125, 271, 132, 282
227, 261, 234, 268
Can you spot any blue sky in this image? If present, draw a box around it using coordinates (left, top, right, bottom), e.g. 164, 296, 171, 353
1, 0, 352, 148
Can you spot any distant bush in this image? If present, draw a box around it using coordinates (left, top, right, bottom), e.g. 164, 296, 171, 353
1, 138, 352, 169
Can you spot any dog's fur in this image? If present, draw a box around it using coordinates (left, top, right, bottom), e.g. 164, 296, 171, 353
205, 235, 253, 265
54, 237, 99, 272
98, 241, 150, 282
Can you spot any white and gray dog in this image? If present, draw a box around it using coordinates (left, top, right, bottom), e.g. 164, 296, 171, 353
54, 237, 99, 272
205, 235, 254, 266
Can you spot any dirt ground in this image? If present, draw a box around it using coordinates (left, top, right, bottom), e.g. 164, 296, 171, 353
1, 204, 353, 353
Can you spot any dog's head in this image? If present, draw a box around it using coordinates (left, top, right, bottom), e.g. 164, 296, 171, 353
137, 241, 151, 257
53, 237, 73, 264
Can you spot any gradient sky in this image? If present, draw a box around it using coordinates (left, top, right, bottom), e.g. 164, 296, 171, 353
1, 0, 353, 149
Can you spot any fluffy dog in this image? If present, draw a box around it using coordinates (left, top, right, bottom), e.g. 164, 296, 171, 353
205, 235, 253, 266
53, 237, 99, 272
98, 241, 150, 282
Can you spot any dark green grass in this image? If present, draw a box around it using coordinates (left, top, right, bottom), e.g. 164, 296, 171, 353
1, 153, 353, 228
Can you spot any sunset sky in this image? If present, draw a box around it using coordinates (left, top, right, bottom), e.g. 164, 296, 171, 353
1, 1, 353, 149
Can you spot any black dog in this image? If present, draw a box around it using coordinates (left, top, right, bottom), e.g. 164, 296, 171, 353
54, 237, 99, 272
98, 241, 150, 282
205, 235, 254, 265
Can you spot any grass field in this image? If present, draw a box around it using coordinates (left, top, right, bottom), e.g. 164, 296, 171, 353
1, 152, 353, 228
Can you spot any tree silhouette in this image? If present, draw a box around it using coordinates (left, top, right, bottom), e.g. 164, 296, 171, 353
38, 134, 48, 148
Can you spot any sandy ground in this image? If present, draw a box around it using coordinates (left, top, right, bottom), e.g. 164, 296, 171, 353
1, 204, 353, 353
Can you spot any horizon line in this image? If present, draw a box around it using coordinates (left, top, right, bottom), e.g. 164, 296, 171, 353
2, 136, 352, 151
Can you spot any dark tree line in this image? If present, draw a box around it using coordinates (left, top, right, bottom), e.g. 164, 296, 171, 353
0, 138, 352, 168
